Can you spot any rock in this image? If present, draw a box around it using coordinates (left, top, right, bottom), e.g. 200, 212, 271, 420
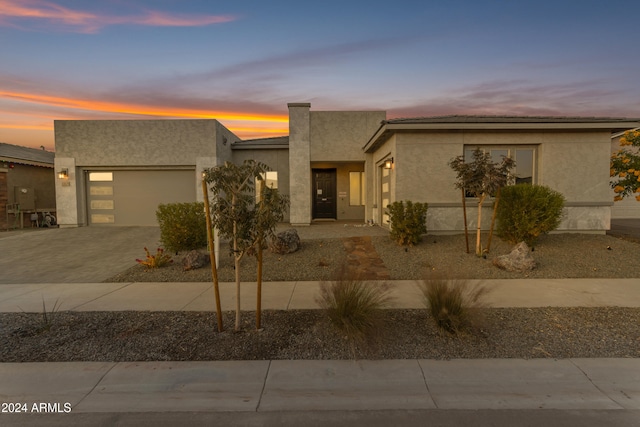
493, 242, 536, 272
270, 229, 301, 254
182, 250, 210, 271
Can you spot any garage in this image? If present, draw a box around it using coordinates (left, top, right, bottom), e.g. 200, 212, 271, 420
86, 169, 195, 226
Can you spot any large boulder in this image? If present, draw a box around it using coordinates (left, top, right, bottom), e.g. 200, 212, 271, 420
270, 229, 301, 254
493, 242, 536, 272
182, 250, 210, 271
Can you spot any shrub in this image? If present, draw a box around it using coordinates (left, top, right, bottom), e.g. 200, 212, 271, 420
420, 274, 489, 335
156, 202, 207, 253
136, 247, 173, 269
316, 267, 393, 348
496, 184, 565, 245
386, 200, 428, 246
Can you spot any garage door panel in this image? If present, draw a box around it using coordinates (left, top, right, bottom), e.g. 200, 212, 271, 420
87, 170, 195, 226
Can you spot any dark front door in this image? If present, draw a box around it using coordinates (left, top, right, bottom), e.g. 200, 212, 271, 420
312, 169, 337, 219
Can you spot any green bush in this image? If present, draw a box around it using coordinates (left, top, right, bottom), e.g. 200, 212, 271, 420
386, 200, 428, 246
496, 184, 565, 245
156, 202, 207, 253
316, 266, 393, 349
420, 275, 489, 335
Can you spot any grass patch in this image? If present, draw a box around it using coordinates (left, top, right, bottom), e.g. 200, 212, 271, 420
316, 266, 393, 352
420, 273, 490, 334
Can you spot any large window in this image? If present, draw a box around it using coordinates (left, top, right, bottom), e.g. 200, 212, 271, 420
463, 146, 536, 185
349, 171, 365, 206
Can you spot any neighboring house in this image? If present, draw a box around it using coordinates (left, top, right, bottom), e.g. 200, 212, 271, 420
0, 142, 56, 230
54, 104, 640, 235
610, 128, 640, 219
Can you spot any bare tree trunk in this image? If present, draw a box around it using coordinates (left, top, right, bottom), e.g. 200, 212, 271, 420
256, 242, 263, 330
202, 179, 223, 332
476, 194, 486, 256
232, 193, 241, 331
461, 188, 469, 254
234, 252, 241, 331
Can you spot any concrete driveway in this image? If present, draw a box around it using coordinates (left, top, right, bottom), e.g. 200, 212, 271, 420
0, 226, 161, 284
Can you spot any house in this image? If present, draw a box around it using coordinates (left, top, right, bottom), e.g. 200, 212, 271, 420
1, 142, 56, 230
54, 104, 640, 234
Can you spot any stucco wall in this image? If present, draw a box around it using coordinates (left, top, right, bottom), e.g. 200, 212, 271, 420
288, 104, 312, 225
0, 169, 7, 229
309, 111, 385, 162
372, 129, 614, 233
538, 132, 611, 203
54, 119, 221, 166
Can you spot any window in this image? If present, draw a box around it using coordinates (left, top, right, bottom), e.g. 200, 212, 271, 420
255, 171, 278, 203
463, 146, 536, 185
349, 171, 365, 206
89, 172, 113, 181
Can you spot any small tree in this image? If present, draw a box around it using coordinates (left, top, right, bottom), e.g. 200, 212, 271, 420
449, 148, 515, 256
204, 160, 288, 331
611, 129, 640, 201
204, 160, 267, 331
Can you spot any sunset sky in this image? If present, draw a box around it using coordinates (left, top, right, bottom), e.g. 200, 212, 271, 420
2, 0, 639, 151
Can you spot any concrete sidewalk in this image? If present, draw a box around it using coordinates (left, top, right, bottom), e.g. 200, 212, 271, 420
1, 278, 639, 313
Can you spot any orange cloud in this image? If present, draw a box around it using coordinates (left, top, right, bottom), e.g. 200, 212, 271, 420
0, 122, 53, 131
0, 0, 237, 33
0, 90, 288, 123
0, 90, 289, 140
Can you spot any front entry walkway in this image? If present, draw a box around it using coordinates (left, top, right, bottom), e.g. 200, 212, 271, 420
342, 236, 390, 280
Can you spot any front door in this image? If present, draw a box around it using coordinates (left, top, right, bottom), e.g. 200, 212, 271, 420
312, 169, 336, 219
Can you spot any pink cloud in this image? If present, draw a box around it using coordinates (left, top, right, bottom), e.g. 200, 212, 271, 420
0, 0, 237, 33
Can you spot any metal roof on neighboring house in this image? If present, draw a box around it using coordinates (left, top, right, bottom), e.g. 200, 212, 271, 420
0, 142, 55, 167
232, 136, 289, 150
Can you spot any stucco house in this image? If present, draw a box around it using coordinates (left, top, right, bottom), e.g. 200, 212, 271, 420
54, 103, 640, 234
1, 142, 56, 230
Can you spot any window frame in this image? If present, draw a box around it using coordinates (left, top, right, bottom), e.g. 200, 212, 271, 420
462, 145, 537, 197
349, 171, 366, 206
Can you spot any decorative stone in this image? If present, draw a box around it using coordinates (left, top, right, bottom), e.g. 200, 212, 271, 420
182, 250, 209, 271
493, 242, 536, 272
270, 229, 301, 254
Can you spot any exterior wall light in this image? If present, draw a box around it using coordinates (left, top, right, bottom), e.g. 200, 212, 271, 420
58, 168, 69, 179
384, 158, 394, 169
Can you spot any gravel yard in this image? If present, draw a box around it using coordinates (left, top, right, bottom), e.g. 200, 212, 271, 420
105, 232, 640, 283
3, 230, 640, 362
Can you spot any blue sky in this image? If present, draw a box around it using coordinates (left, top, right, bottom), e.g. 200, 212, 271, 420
1, 0, 639, 150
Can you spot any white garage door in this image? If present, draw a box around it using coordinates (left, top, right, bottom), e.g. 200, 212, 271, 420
87, 170, 195, 226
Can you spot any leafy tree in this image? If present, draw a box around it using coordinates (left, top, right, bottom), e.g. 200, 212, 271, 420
611, 129, 640, 201
449, 148, 515, 256
203, 160, 288, 331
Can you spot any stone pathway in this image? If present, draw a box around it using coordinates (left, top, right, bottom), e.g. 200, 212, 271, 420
341, 236, 391, 280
